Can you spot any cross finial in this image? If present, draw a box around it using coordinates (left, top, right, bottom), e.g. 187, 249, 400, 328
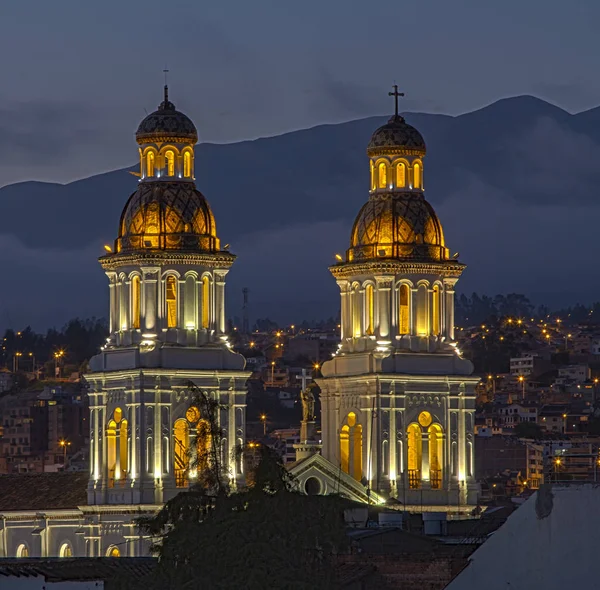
163, 68, 169, 103
388, 84, 405, 117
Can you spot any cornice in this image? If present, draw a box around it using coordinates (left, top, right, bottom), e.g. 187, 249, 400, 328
136, 135, 196, 145
329, 259, 466, 278
367, 147, 426, 158
99, 251, 236, 270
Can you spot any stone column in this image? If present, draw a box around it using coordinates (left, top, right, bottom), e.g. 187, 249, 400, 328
141, 267, 160, 333
410, 288, 418, 335
375, 277, 392, 339
444, 280, 457, 340
337, 280, 349, 340
215, 271, 228, 335
106, 272, 117, 334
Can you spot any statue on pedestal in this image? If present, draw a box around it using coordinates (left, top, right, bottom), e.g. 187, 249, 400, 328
301, 385, 315, 423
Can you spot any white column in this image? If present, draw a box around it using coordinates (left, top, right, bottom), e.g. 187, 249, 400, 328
410, 288, 418, 335
106, 272, 117, 334
141, 267, 160, 333
375, 276, 392, 339
337, 280, 349, 340
215, 270, 228, 335
444, 280, 457, 340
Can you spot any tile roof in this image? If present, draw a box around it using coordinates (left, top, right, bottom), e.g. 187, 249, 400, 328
0, 472, 88, 511
0, 558, 156, 589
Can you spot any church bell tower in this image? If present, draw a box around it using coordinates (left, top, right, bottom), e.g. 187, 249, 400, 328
318, 87, 479, 512
86, 86, 250, 505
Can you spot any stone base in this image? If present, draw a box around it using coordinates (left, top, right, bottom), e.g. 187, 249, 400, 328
294, 442, 321, 462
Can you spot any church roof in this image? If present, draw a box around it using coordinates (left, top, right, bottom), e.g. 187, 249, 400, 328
113, 181, 220, 254
367, 114, 426, 156
347, 193, 448, 263
136, 86, 198, 144
0, 472, 88, 511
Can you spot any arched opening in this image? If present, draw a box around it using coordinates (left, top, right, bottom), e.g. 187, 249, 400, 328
340, 425, 350, 474
59, 542, 73, 558
131, 275, 141, 329
165, 150, 175, 176
304, 476, 321, 495
16, 544, 29, 558
407, 423, 422, 489
174, 418, 190, 487
432, 285, 441, 336
365, 284, 374, 335
396, 162, 406, 187
184, 274, 196, 329
107, 546, 120, 558
413, 162, 422, 189
166, 275, 178, 329
106, 419, 117, 488
416, 284, 428, 336
378, 162, 387, 188
120, 419, 128, 478
195, 418, 212, 475
428, 423, 443, 489
201, 275, 210, 329
146, 151, 155, 177
183, 151, 192, 177
399, 284, 410, 335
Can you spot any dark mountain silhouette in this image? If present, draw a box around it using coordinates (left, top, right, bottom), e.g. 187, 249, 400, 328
1, 95, 599, 329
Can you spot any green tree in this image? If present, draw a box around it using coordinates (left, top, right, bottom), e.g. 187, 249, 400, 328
139, 385, 349, 590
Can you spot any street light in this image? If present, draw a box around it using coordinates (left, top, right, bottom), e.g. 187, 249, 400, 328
270, 361, 275, 385
518, 375, 525, 400
54, 350, 65, 378
562, 413, 567, 434
59, 439, 71, 467
259, 414, 267, 436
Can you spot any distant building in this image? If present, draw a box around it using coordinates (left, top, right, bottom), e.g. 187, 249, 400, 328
509, 354, 551, 377
557, 364, 590, 384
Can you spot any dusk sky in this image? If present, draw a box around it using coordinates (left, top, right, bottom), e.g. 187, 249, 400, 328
1, 0, 600, 187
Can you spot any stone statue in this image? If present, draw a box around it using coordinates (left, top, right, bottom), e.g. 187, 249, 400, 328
300, 385, 315, 422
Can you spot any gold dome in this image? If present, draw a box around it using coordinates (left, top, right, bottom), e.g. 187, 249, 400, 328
347, 193, 448, 262
114, 181, 219, 253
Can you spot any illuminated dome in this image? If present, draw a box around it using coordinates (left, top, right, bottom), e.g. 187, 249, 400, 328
115, 182, 219, 253
136, 87, 198, 144
347, 193, 448, 262
367, 114, 426, 156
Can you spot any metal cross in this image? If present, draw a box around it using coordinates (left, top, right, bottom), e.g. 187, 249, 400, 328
388, 84, 405, 117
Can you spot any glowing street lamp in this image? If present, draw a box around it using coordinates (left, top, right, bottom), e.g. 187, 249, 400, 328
518, 375, 525, 400
260, 414, 267, 436
59, 439, 71, 467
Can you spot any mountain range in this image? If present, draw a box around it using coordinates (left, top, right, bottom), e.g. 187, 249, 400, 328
2, 95, 600, 330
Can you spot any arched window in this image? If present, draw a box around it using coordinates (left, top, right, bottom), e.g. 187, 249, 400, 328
165, 150, 175, 176
396, 162, 406, 187
107, 546, 120, 558
59, 543, 73, 558
378, 162, 387, 188
120, 419, 128, 477
166, 276, 178, 329
184, 275, 196, 329
195, 418, 212, 474
399, 284, 410, 335
131, 276, 141, 329
106, 408, 127, 487
16, 544, 29, 558
428, 423, 443, 489
340, 425, 350, 474
416, 284, 428, 336
174, 418, 190, 487
183, 151, 192, 177
370, 161, 375, 190
365, 284, 374, 335
107, 419, 117, 488
146, 151, 155, 177
407, 423, 422, 489
201, 276, 210, 329
413, 162, 421, 189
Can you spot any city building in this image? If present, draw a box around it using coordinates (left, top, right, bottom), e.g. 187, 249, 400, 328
509, 354, 551, 378
0, 87, 249, 558
290, 90, 479, 512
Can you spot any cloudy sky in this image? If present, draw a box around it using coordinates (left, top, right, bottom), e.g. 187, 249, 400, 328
1, 0, 600, 187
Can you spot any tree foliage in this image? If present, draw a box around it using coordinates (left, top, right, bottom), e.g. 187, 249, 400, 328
139, 383, 349, 590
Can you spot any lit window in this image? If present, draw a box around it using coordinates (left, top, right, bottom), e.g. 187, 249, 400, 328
131, 276, 141, 329
396, 162, 406, 187
166, 276, 177, 328
59, 543, 73, 558
432, 285, 441, 335
107, 546, 120, 558
413, 162, 421, 189
146, 152, 155, 177
183, 151, 192, 177
370, 161, 375, 190
202, 276, 210, 329
399, 284, 409, 335
378, 162, 387, 188
165, 150, 175, 176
